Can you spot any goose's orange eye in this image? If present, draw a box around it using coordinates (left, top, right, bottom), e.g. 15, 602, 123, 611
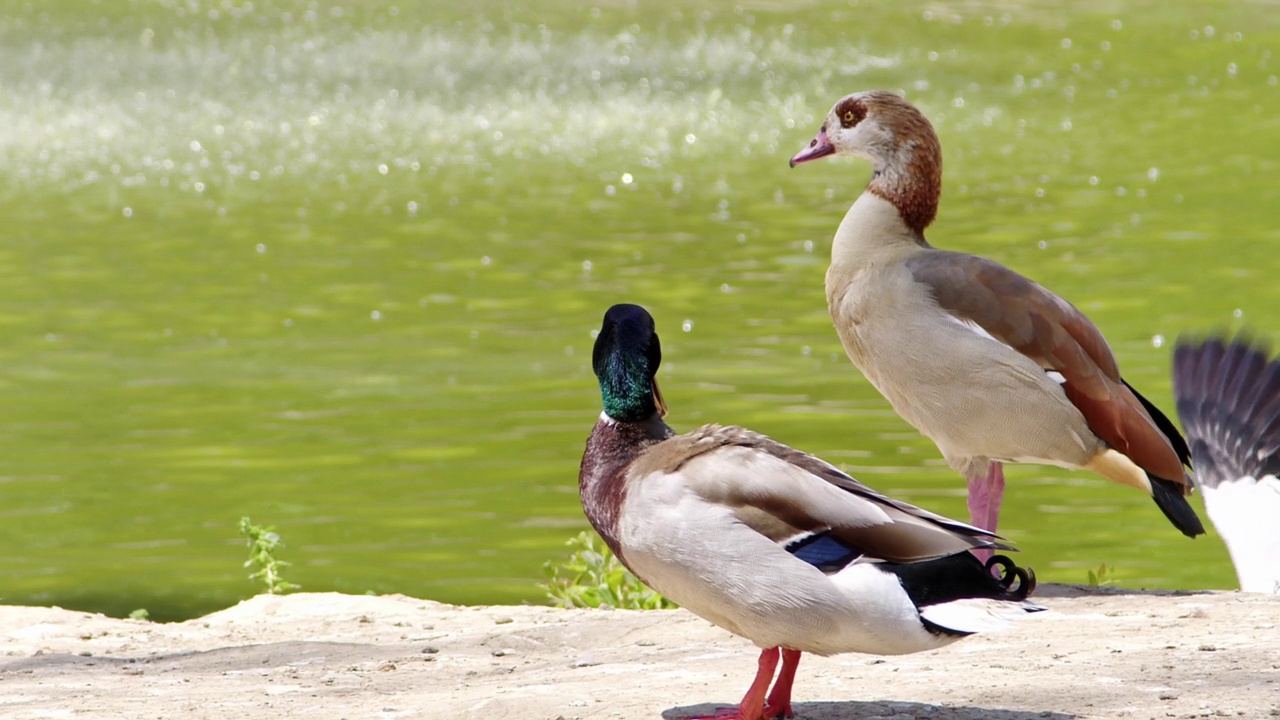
842, 110, 856, 124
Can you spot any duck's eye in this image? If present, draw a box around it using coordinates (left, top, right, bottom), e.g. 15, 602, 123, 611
842, 110, 857, 125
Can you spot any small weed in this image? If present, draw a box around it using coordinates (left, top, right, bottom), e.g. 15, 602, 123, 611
540, 530, 676, 610
128, 608, 150, 621
239, 516, 301, 595
1086, 562, 1116, 587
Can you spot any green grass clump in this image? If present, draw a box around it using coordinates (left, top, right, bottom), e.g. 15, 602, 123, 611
541, 531, 676, 610
1086, 563, 1116, 587
239, 517, 301, 595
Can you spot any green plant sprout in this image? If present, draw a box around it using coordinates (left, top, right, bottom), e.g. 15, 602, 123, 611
1087, 562, 1116, 587
541, 530, 676, 610
239, 516, 301, 595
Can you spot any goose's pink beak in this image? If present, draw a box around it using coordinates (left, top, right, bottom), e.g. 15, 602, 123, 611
789, 129, 834, 167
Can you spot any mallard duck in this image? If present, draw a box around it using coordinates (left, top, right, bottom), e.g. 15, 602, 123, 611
789, 91, 1203, 540
1173, 334, 1280, 593
579, 303, 1042, 720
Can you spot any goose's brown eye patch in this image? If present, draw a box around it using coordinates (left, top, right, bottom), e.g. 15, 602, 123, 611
837, 99, 865, 128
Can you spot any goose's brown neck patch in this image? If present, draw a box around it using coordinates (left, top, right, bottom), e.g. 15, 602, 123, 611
864, 97, 942, 238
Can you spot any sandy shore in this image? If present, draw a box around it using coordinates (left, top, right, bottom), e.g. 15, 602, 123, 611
0, 586, 1277, 719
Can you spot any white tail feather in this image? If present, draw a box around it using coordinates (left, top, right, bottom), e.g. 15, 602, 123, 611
918, 598, 1045, 634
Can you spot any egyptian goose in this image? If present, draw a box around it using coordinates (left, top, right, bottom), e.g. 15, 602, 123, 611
789, 91, 1204, 539
580, 303, 1042, 720
1173, 335, 1280, 593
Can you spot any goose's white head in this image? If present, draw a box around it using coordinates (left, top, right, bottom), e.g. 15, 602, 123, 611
790, 91, 943, 234
789, 91, 938, 169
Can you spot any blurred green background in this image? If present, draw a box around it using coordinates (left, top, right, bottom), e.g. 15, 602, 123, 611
2, 0, 1277, 620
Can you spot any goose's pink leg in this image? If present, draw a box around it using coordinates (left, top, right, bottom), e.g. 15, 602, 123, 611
967, 460, 1006, 564
763, 649, 802, 719
689, 647, 780, 720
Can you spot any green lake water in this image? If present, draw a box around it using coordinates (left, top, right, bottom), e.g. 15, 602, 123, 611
2, 0, 1279, 621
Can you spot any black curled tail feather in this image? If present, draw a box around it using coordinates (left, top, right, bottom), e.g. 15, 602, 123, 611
885, 551, 1039, 610
985, 555, 1036, 600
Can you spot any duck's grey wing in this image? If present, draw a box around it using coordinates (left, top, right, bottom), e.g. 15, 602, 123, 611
634, 424, 1008, 566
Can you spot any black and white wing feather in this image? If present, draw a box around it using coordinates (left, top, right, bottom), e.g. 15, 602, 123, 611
1174, 335, 1280, 593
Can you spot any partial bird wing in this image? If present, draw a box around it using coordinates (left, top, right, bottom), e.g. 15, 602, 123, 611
1174, 335, 1280, 487
1173, 334, 1280, 592
631, 424, 1007, 566
906, 250, 1190, 487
